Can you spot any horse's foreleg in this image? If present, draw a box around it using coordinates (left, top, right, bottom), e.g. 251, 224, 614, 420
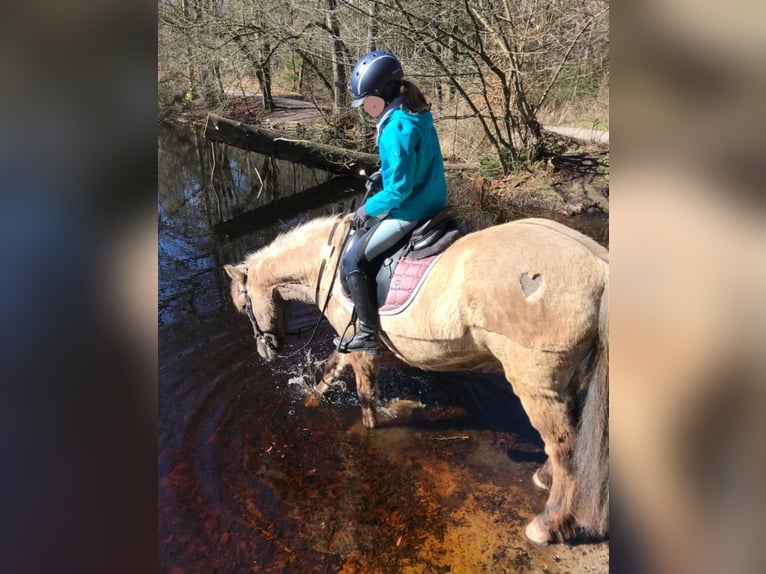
314, 351, 348, 395
348, 354, 380, 429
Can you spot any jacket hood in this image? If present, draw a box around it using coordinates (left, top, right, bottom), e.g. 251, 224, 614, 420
376, 99, 433, 141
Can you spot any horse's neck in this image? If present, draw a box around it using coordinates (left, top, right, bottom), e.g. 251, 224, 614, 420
262, 253, 318, 305
257, 224, 330, 305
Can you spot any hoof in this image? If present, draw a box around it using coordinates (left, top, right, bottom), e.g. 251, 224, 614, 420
304, 393, 322, 408
532, 468, 550, 491
525, 515, 552, 546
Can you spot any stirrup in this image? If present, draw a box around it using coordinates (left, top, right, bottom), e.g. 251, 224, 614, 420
333, 332, 382, 355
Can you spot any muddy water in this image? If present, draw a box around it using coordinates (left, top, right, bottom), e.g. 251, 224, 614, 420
159, 125, 609, 573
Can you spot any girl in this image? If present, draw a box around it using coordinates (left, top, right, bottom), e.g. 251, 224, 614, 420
335, 50, 447, 353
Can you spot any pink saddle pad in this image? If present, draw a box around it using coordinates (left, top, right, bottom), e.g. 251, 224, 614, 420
378, 254, 441, 315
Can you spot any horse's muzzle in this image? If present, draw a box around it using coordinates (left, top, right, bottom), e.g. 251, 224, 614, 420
256, 334, 280, 362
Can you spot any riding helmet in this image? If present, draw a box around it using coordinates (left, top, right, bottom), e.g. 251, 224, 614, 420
349, 50, 404, 107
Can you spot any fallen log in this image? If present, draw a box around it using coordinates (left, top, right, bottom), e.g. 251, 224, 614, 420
205, 113, 475, 176
205, 113, 378, 176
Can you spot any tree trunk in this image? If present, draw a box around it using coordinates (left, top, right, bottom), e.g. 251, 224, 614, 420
297, 57, 304, 92
326, 0, 346, 111
214, 62, 225, 99
205, 114, 379, 175
294, 50, 334, 95
367, 1, 379, 52
205, 113, 474, 174
234, 34, 275, 112
258, 42, 274, 112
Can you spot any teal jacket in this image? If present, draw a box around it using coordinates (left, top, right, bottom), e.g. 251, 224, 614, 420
364, 106, 447, 221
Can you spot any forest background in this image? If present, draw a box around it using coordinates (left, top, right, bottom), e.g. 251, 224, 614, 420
158, 0, 608, 190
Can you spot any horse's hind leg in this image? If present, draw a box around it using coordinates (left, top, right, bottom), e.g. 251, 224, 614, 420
520, 388, 579, 544
501, 354, 581, 544
533, 459, 553, 491
531, 364, 585, 493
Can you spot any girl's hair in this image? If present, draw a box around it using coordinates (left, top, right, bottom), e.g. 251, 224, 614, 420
401, 80, 430, 113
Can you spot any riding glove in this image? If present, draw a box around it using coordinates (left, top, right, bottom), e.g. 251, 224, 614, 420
353, 205, 369, 229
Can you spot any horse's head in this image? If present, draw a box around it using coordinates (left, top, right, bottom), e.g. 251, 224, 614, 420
224, 263, 290, 362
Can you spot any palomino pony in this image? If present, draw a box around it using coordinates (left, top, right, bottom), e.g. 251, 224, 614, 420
224, 214, 609, 545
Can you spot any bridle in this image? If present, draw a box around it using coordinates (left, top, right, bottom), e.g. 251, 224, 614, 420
240, 283, 281, 355
240, 216, 351, 359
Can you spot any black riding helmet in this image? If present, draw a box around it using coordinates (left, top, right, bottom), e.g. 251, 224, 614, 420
349, 50, 404, 107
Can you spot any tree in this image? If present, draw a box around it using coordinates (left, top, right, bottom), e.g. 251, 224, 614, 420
369, 0, 608, 169
159, 0, 609, 170
219, 0, 277, 111
326, 0, 348, 110
367, 0, 380, 52
159, 0, 225, 106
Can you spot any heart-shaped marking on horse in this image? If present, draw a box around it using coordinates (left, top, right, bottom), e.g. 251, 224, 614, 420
520, 272, 543, 298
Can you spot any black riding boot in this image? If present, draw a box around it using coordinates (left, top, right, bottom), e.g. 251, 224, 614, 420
335, 272, 382, 354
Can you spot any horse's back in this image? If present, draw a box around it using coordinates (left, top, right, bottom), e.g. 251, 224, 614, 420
421, 218, 608, 351
510, 218, 608, 262
450, 217, 607, 279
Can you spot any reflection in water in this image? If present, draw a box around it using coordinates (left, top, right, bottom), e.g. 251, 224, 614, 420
158, 125, 346, 326
159, 124, 608, 572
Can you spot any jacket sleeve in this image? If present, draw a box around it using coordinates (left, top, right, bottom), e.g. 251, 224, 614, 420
364, 118, 418, 217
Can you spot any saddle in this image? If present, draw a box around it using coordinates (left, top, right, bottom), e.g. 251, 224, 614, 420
340, 207, 463, 315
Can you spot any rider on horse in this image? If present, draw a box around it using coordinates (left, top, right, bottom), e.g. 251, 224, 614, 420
335, 50, 448, 354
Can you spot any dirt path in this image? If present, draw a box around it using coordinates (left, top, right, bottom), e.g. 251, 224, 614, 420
544, 125, 609, 144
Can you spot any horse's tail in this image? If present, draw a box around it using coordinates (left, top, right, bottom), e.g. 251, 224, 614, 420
574, 272, 609, 536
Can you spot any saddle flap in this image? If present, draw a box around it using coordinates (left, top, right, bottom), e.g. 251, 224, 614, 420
411, 227, 443, 251
408, 228, 462, 260
409, 207, 456, 240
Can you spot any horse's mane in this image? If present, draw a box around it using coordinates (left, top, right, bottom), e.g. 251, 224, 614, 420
243, 215, 343, 268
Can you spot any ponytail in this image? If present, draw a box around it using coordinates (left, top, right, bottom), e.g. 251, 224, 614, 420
400, 80, 430, 113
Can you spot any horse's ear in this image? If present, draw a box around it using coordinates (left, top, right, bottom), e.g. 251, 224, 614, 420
224, 264, 246, 283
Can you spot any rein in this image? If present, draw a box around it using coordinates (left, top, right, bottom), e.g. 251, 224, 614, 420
241, 217, 352, 359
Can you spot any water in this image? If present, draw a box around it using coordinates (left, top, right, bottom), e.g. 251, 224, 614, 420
158, 124, 608, 573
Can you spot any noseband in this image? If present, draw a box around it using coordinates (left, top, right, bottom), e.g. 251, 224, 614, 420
240, 282, 281, 355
